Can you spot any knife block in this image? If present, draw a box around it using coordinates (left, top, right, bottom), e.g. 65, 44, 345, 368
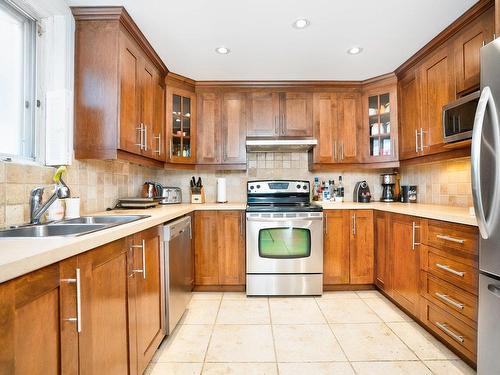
191, 187, 205, 204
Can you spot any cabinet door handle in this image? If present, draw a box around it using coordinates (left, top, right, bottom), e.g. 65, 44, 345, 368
281, 114, 285, 135
412, 222, 420, 250
333, 141, 337, 161
274, 116, 278, 135
131, 239, 146, 279
415, 129, 419, 152
154, 134, 161, 155
143, 125, 148, 151
435, 292, 465, 310
420, 128, 427, 150
352, 213, 356, 236
436, 234, 465, 244
136, 123, 144, 150
435, 322, 464, 343
435, 263, 465, 277
61, 268, 82, 333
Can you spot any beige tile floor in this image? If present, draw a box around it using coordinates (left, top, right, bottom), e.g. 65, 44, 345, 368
146, 291, 476, 375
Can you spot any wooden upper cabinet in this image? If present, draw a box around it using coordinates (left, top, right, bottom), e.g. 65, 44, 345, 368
349, 210, 374, 284
398, 70, 421, 160
390, 214, 421, 315
153, 79, 166, 161
312, 93, 338, 163
281, 92, 313, 137
362, 80, 399, 163
246, 91, 280, 137
323, 210, 350, 285
128, 226, 164, 375
337, 93, 362, 163
73, 7, 167, 166
197, 92, 222, 164
118, 32, 142, 156
222, 93, 247, 164
454, 7, 495, 95
78, 239, 130, 375
419, 45, 456, 154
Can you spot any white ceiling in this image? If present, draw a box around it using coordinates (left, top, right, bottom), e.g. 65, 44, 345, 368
66, 0, 479, 81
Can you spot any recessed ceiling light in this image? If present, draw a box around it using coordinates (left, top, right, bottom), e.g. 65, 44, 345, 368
215, 46, 230, 55
347, 46, 363, 55
293, 18, 310, 29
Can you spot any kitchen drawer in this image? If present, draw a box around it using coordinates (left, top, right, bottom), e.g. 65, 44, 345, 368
423, 220, 478, 257
420, 300, 477, 362
421, 271, 477, 325
424, 248, 478, 295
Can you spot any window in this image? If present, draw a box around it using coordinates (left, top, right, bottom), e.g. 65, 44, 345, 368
0, 0, 36, 160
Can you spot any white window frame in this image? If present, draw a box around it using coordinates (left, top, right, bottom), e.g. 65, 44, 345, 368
0, 0, 38, 163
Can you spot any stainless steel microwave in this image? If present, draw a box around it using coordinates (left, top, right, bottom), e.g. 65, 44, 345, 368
442, 90, 480, 143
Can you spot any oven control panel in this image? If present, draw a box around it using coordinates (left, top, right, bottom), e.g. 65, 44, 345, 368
247, 180, 310, 194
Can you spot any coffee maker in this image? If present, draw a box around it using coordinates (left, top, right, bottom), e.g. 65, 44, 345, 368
353, 181, 372, 203
380, 173, 397, 202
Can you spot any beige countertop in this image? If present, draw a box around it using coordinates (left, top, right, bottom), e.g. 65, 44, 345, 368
318, 201, 477, 226
0, 201, 476, 283
0, 203, 245, 284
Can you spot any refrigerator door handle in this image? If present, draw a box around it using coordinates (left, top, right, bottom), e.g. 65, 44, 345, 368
471, 86, 500, 239
487, 284, 500, 298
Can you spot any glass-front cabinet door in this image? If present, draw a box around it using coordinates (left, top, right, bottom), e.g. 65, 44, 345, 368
166, 87, 196, 163
363, 83, 398, 163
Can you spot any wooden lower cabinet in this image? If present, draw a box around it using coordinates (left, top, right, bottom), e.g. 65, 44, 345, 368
374, 211, 389, 290
389, 214, 421, 316
194, 210, 245, 288
0, 228, 165, 375
323, 210, 374, 286
128, 226, 164, 375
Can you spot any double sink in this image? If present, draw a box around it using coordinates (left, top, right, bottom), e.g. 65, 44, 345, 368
0, 215, 149, 238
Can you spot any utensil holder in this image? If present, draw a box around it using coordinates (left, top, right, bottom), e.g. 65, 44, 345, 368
191, 187, 205, 204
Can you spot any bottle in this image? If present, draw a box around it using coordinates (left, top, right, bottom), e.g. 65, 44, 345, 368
329, 180, 336, 202
313, 177, 320, 201
323, 180, 330, 201
337, 176, 344, 202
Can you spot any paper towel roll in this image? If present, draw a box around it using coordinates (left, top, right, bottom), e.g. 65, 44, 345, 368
217, 178, 227, 203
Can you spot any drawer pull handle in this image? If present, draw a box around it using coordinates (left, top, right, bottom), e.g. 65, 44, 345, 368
435, 292, 465, 310
435, 263, 465, 277
436, 234, 465, 244
435, 322, 464, 343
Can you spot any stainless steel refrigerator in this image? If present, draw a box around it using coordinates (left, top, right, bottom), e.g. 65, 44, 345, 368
473, 37, 500, 375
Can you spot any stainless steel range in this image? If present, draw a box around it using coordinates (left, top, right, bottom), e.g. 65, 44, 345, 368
246, 180, 323, 296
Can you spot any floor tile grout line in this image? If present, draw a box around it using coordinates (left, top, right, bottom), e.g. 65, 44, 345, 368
199, 294, 223, 374
267, 297, 280, 375
314, 294, 358, 374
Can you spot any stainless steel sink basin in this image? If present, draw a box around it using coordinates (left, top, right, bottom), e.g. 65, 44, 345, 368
0, 215, 150, 238
60, 215, 148, 225
0, 224, 107, 238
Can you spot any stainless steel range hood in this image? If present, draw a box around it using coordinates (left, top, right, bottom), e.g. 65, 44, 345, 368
246, 138, 318, 152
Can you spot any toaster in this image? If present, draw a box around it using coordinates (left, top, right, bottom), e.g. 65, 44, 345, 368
156, 186, 182, 204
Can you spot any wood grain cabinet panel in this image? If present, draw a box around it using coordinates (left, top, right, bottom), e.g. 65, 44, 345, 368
197, 92, 222, 164
153, 79, 166, 161
246, 92, 280, 137
454, 7, 495, 95
398, 70, 421, 160
194, 211, 245, 288
349, 210, 374, 284
78, 239, 130, 375
389, 214, 421, 316
73, 7, 167, 166
337, 93, 362, 163
374, 211, 389, 291
323, 210, 351, 285
0, 264, 64, 375
128, 226, 164, 375
281, 92, 313, 137
222, 93, 247, 164
419, 45, 456, 154
312, 93, 338, 163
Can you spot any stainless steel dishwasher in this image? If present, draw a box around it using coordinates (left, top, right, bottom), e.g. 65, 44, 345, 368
163, 216, 193, 334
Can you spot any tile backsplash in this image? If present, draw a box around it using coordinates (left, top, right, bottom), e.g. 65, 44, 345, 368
400, 157, 472, 207
0, 152, 473, 226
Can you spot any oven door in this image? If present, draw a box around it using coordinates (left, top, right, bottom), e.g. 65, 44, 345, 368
246, 212, 323, 274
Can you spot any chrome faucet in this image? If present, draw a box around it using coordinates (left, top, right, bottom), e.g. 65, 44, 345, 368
30, 179, 71, 224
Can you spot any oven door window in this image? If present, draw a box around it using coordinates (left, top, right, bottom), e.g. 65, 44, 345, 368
258, 227, 311, 259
